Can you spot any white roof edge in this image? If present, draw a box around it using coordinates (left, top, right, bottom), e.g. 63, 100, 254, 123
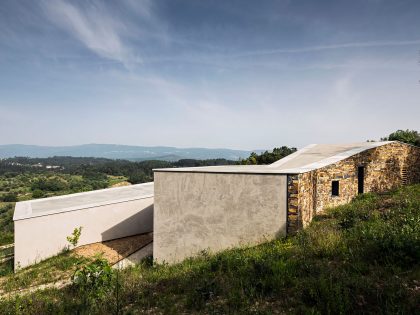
153, 167, 292, 174
13, 194, 154, 221
25, 182, 154, 205
13, 182, 154, 221
285, 141, 394, 173
267, 144, 317, 168
13, 201, 32, 221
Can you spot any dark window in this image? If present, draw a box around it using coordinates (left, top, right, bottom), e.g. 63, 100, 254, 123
332, 180, 339, 196
358, 166, 364, 194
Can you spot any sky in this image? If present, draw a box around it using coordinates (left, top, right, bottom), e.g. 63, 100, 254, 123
0, 0, 419, 150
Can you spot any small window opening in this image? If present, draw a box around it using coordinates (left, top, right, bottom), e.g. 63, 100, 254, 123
401, 167, 408, 185
331, 180, 339, 196
358, 166, 364, 194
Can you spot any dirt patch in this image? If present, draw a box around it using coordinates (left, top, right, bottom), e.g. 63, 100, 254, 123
0, 233, 153, 298
74, 233, 153, 265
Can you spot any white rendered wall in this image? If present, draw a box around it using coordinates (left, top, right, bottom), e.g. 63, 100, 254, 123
14, 196, 153, 269
154, 172, 287, 264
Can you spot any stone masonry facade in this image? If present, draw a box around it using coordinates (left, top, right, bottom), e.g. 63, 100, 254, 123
287, 142, 420, 234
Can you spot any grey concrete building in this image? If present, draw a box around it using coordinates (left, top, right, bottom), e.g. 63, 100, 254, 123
13, 141, 420, 269
153, 141, 420, 263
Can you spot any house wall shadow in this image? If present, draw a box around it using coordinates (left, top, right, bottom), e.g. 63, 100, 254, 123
101, 204, 154, 242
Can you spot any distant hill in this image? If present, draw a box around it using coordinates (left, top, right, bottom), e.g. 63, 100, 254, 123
0, 144, 256, 161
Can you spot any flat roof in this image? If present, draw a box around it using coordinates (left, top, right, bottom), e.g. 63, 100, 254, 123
14, 182, 154, 221
154, 164, 281, 174
154, 141, 393, 175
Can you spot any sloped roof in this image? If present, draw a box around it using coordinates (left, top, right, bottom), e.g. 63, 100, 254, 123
14, 182, 154, 220
267, 141, 392, 173
154, 141, 394, 175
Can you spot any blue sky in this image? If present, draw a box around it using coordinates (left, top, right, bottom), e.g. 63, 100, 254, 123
0, 0, 419, 149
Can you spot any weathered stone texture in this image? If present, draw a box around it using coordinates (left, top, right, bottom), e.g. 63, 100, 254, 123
289, 142, 420, 231
286, 175, 300, 234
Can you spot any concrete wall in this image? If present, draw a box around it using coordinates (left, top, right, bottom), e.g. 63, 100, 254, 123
14, 197, 153, 269
153, 172, 287, 264
289, 142, 420, 232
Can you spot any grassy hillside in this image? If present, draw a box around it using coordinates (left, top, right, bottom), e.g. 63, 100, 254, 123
0, 185, 419, 314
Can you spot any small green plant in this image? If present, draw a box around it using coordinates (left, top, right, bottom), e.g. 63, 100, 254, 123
66, 226, 82, 248
72, 256, 115, 309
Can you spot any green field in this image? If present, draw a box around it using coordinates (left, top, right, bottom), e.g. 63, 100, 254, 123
0, 184, 418, 314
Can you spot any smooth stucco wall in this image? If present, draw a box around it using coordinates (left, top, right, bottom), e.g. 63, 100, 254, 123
153, 172, 287, 264
14, 197, 153, 269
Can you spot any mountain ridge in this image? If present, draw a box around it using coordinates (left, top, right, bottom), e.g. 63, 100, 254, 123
0, 144, 258, 161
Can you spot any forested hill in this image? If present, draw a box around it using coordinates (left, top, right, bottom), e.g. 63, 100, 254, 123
0, 144, 255, 161
0, 156, 237, 182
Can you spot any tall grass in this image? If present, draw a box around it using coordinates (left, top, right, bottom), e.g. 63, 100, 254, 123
0, 204, 13, 246
1, 184, 419, 314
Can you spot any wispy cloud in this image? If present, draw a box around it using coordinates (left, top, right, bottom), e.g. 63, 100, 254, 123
232, 39, 420, 57
41, 0, 141, 68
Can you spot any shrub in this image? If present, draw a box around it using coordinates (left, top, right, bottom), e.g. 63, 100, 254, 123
31, 189, 45, 199
66, 226, 82, 248
128, 171, 147, 184
72, 257, 115, 309
31, 177, 68, 192
1, 192, 18, 202
383, 129, 420, 146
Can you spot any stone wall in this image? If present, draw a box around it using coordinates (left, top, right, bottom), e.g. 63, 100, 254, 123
287, 172, 316, 234
288, 142, 420, 233
286, 175, 300, 234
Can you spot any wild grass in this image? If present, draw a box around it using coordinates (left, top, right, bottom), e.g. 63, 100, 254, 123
0, 203, 13, 246
0, 250, 90, 294
0, 184, 419, 314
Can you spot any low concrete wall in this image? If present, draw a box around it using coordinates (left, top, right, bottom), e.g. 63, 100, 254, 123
113, 242, 153, 270
154, 172, 287, 264
14, 189, 153, 269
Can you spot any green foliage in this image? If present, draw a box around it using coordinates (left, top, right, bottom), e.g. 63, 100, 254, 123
1, 185, 419, 314
31, 177, 69, 192
1, 192, 18, 202
1, 251, 88, 292
72, 257, 116, 309
127, 170, 147, 184
174, 158, 236, 167
382, 129, 420, 146
31, 189, 45, 199
66, 227, 82, 248
0, 203, 14, 245
0, 257, 13, 276
0, 156, 235, 184
0, 243, 14, 277
240, 146, 297, 165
